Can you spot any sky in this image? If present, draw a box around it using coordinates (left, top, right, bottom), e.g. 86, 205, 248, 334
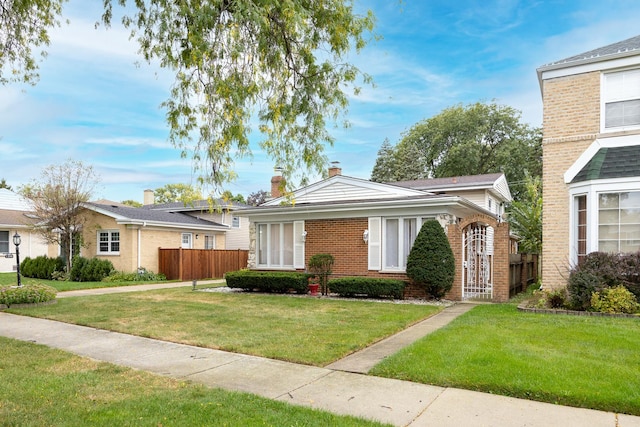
1, 1, 640, 203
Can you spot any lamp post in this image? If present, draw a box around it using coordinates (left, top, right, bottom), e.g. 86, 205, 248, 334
13, 232, 21, 287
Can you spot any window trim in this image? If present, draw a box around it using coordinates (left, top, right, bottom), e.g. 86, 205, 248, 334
379, 216, 433, 273
97, 230, 120, 255
256, 221, 303, 269
601, 68, 640, 133
231, 216, 241, 228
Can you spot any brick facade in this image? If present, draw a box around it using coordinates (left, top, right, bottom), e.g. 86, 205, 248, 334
541, 71, 600, 289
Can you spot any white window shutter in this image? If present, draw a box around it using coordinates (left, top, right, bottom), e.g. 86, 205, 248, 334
293, 220, 305, 269
368, 217, 381, 270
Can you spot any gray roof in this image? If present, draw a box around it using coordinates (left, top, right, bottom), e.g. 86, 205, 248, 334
540, 34, 640, 70
390, 173, 504, 191
572, 146, 640, 183
87, 202, 227, 228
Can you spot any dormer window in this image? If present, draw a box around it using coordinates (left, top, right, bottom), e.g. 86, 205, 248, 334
603, 69, 640, 131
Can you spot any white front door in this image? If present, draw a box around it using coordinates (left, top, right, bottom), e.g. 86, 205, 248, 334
181, 233, 192, 249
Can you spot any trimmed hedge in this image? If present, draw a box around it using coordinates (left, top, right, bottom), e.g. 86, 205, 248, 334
0, 284, 57, 307
328, 277, 406, 299
20, 256, 65, 280
225, 270, 311, 294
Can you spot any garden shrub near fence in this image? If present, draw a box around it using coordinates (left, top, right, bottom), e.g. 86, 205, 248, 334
225, 270, 311, 294
329, 277, 406, 299
0, 284, 57, 307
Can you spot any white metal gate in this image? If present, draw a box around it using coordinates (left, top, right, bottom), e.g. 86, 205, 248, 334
463, 223, 493, 300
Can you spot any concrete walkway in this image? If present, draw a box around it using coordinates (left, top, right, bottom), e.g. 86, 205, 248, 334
1, 283, 639, 426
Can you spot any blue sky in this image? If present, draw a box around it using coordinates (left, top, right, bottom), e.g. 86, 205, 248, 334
1, 1, 640, 203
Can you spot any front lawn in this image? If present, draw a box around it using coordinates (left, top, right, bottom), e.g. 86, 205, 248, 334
370, 303, 640, 415
0, 337, 387, 427
7, 288, 440, 366
0, 272, 178, 292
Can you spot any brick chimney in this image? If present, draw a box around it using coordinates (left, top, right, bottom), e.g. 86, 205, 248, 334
328, 161, 342, 177
270, 167, 285, 199
143, 189, 155, 205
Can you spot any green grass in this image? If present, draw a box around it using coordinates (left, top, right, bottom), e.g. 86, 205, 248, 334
370, 303, 640, 415
7, 288, 441, 366
0, 272, 182, 292
0, 337, 388, 427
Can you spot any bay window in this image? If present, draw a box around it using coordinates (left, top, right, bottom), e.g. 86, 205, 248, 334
598, 191, 640, 253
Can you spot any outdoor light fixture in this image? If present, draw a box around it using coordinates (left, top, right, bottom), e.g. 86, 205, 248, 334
363, 229, 369, 244
13, 232, 21, 287
302, 230, 307, 242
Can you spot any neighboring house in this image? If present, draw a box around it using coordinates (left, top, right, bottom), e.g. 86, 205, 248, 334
537, 34, 640, 289
143, 190, 250, 250
78, 201, 229, 273
0, 189, 49, 273
238, 166, 515, 301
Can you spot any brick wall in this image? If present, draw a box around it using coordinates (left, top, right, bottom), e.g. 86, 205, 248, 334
541, 71, 600, 289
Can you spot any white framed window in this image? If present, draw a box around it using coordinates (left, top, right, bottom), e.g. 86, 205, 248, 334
381, 217, 429, 271
602, 69, 640, 131
204, 235, 216, 249
181, 233, 192, 249
0, 231, 9, 253
231, 216, 240, 228
98, 230, 120, 254
598, 191, 640, 253
256, 221, 304, 269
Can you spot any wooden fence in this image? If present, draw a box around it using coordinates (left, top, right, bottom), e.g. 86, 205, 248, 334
158, 249, 249, 281
509, 253, 539, 297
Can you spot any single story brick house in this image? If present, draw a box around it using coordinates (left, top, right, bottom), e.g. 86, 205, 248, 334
238, 166, 516, 301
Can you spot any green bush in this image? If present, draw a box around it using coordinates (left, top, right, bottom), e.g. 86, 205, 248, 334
225, 270, 311, 294
567, 270, 605, 311
405, 220, 455, 299
591, 286, 640, 314
0, 284, 57, 307
103, 268, 166, 282
328, 277, 406, 299
69, 257, 114, 282
308, 253, 334, 296
20, 256, 65, 280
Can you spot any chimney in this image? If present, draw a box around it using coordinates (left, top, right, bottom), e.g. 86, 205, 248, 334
328, 161, 342, 177
143, 189, 155, 205
271, 167, 285, 199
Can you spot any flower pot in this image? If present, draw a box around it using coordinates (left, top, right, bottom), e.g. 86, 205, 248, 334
308, 283, 319, 296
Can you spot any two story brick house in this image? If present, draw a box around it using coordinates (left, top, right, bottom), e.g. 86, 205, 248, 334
537, 35, 640, 288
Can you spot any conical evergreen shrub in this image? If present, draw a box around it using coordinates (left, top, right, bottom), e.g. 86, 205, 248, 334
406, 219, 455, 298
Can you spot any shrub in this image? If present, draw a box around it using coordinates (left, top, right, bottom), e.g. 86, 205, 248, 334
308, 253, 334, 296
591, 286, 640, 314
0, 284, 57, 307
566, 270, 605, 311
20, 256, 65, 280
69, 257, 114, 282
103, 268, 166, 282
225, 270, 311, 294
328, 277, 406, 299
406, 220, 455, 299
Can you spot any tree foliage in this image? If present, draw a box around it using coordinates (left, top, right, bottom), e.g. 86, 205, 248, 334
507, 174, 542, 253
0, 177, 12, 190
121, 199, 142, 207
0, 0, 66, 85
2, 1, 376, 192
371, 102, 542, 200
370, 138, 396, 182
221, 190, 245, 204
405, 220, 455, 299
19, 159, 100, 272
153, 183, 202, 205
247, 189, 268, 206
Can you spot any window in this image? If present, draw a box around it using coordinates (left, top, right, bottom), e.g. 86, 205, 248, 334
382, 217, 422, 271
575, 195, 587, 263
204, 235, 215, 249
0, 231, 9, 253
231, 216, 240, 228
181, 233, 192, 249
98, 230, 120, 254
603, 69, 640, 130
257, 222, 296, 268
598, 191, 640, 253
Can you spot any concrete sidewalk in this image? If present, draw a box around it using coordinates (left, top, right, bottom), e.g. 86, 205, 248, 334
1, 309, 638, 426
56, 279, 225, 298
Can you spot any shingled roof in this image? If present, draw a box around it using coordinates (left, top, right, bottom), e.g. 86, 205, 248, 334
571, 146, 640, 183
539, 34, 640, 70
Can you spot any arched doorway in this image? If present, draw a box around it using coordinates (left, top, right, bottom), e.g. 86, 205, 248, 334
463, 222, 494, 300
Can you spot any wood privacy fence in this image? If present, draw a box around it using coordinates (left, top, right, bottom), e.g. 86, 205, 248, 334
509, 253, 539, 297
158, 249, 249, 281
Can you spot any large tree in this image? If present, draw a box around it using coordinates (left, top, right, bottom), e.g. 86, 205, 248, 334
153, 183, 202, 205
372, 102, 542, 200
2, 1, 376, 191
19, 159, 100, 272
507, 174, 542, 254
